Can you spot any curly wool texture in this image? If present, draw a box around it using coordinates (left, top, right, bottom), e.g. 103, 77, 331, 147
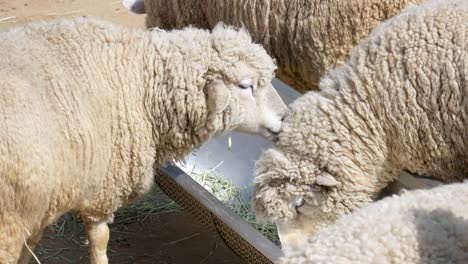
254, 0, 467, 232
280, 182, 468, 264
139, 0, 424, 92
0, 18, 277, 262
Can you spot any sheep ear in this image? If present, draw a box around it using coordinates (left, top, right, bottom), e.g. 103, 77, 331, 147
206, 79, 231, 113
122, 0, 146, 14
316, 172, 340, 187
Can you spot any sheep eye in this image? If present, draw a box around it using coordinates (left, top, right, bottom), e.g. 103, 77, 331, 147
238, 79, 254, 89
295, 197, 305, 208
289, 196, 305, 210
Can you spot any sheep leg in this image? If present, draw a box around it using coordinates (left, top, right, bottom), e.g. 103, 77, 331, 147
85, 218, 110, 264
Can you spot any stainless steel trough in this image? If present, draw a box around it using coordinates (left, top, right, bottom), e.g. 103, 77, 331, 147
156, 165, 283, 264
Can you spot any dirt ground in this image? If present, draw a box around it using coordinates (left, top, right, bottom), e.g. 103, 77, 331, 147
0, 0, 144, 30
32, 189, 243, 264
0, 1, 244, 263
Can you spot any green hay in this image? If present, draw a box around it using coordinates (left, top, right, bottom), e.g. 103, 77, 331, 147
189, 166, 279, 243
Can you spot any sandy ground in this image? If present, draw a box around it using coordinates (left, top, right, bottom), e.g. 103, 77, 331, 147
0, 0, 144, 30
0, 1, 244, 263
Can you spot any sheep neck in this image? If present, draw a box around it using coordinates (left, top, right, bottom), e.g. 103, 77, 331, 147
141, 34, 229, 165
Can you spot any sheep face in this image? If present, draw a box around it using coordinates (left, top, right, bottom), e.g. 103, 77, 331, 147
205, 65, 287, 140
234, 78, 287, 140
253, 148, 340, 255
205, 24, 288, 139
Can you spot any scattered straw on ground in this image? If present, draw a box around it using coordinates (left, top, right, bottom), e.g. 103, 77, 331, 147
32, 186, 182, 262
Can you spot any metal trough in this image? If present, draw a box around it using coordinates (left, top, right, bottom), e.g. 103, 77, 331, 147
156, 165, 283, 264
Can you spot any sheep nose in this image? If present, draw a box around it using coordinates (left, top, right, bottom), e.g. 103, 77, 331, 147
279, 109, 288, 122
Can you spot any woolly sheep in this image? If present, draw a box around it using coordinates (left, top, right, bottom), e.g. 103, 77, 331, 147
0, 18, 287, 263
123, 0, 423, 93
253, 0, 467, 255
280, 182, 468, 263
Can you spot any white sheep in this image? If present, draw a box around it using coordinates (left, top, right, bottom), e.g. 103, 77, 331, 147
252, 0, 467, 255
0, 18, 287, 264
280, 182, 468, 263
123, 0, 424, 93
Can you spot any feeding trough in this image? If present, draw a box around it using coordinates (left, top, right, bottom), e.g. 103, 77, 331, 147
156, 165, 281, 263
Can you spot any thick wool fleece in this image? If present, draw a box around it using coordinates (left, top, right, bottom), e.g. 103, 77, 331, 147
0, 17, 276, 262
280, 182, 468, 264
140, 0, 423, 92
254, 0, 466, 232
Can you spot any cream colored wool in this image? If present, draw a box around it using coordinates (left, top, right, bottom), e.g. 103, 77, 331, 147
124, 0, 424, 92
0, 18, 287, 263
253, 0, 467, 254
280, 182, 468, 264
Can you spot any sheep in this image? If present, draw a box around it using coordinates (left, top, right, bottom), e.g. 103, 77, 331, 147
252, 0, 467, 255
0, 17, 287, 264
122, 0, 424, 93
279, 182, 468, 263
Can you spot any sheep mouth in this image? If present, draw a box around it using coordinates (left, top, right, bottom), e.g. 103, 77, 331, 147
263, 128, 280, 141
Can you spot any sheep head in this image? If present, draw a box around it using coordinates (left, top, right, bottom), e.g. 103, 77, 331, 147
145, 24, 287, 145
253, 148, 341, 256
203, 23, 288, 140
